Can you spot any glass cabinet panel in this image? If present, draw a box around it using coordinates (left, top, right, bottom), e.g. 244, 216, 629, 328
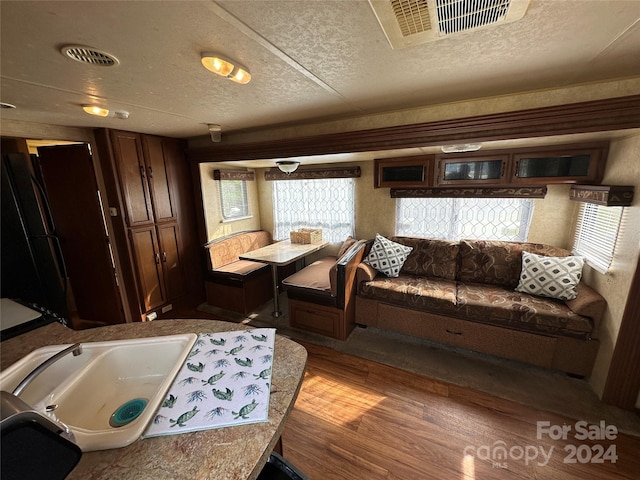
436, 156, 508, 185
516, 155, 591, 178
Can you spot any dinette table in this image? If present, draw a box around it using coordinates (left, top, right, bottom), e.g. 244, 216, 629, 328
240, 239, 328, 317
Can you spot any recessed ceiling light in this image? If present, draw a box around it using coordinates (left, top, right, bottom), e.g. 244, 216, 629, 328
0, 102, 16, 109
61, 45, 119, 66
82, 105, 110, 117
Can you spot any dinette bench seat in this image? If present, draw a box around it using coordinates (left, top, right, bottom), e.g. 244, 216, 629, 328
204, 230, 274, 314
283, 239, 369, 340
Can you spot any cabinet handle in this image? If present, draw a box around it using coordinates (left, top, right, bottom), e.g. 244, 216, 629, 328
514, 160, 520, 177
155, 253, 161, 264
162, 252, 167, 263
446, 329, 462, 336
139, 165, 146, 179
147, 165, 153, 179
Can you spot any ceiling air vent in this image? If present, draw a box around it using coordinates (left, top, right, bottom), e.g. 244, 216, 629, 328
369, 0, 530, 49
61, 45, 119, 66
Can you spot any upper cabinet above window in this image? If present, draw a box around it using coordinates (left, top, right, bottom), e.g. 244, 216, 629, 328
436, 155, 509, 186
405, 142, 609, 189
511, 145, 607, 184
374, 155, 434, 188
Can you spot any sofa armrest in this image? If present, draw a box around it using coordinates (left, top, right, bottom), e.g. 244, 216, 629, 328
356, 262, 378, 285
565, 283, 606, 336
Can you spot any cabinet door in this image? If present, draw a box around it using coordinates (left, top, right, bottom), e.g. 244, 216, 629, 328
129, 226, 166, 312
157, 222, 184, 302
142, 135, 176, 222
512, 148, 605, 184
374, 156, 433, 188
110, 131, 154, 226
436, 155, 509, 186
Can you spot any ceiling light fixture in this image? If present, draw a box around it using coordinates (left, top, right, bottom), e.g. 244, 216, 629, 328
441, 143, 482, 153
200, 52, 252, 84
276, 161, 300, 174
82, 105, 110, 117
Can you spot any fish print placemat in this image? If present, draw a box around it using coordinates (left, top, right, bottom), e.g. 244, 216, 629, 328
143, 328, 275, 437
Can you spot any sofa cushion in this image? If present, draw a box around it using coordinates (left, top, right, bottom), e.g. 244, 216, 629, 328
359, 275, 457, 314
392, 237, 459, 281
456, 282, 593, 339
282, 256, 336, 296
207, 231, 273, 270
516, 252, 584, 301
458, 240, 572, 288
364, 234, 413, 278
337, 236, 357, 257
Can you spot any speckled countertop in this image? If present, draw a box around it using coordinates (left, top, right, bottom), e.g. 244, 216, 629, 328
0, 319, 308, 480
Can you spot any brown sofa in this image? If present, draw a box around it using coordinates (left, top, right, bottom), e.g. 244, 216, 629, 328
204, 230, 274, 314
283, 239, 369, 340
355, 237, 606, 376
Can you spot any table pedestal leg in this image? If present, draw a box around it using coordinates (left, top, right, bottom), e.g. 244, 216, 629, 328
271, 265, 281, 317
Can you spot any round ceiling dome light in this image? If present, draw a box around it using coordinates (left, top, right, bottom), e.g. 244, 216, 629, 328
0, 102, 17, 109
61, 45, 119, 66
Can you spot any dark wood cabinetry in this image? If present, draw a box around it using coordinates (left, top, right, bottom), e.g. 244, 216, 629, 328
436, 155, 509, 186
378, 142, 609, 190
511, 144, 606, 184
95, 129, 202, 321
374, 155, 433, 188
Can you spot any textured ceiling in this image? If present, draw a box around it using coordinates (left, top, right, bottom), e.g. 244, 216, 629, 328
1, 0, 640, 140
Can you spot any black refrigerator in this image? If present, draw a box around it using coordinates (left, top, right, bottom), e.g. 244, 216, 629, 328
1, 153, 70, 333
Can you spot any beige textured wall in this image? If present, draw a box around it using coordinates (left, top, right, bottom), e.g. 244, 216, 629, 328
199, 163, 261, 242
576, 133, 640, 399
527, 185, 579, 249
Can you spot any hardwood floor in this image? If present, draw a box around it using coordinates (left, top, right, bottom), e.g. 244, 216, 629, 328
282, 341, 640, 480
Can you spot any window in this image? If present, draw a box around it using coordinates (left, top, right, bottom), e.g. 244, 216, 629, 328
396, 197, 534, 241
272, 178, 355, 243
219, 179, 249, 221
572, 203, 624, 274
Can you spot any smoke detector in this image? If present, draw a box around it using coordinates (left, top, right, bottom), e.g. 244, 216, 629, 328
369, 0, 530, 49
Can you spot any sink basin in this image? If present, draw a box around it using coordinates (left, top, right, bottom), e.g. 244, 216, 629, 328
0, 333, 197, 451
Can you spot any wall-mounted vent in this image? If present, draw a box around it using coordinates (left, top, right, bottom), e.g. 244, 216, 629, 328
369, 0, 530, 49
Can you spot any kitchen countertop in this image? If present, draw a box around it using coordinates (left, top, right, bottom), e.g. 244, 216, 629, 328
0, 319, 308, 480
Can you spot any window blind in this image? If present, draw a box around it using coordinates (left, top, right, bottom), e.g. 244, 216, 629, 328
572, 203, 624, 274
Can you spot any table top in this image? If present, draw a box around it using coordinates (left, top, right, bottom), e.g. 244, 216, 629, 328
0, 319, 307, 480
239, 239, 328, 266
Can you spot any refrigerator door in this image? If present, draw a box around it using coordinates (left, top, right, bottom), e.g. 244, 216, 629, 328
1, 153, 70, 319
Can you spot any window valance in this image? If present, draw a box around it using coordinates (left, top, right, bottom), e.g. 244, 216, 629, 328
213, 169, 255, 181
390, 186, 547, 199
265, 166, 361, 181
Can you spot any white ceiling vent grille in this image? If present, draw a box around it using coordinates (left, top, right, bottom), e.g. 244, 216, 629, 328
369, 0, 530, 49
61, 45, 119, 66
391, 0, 432, 37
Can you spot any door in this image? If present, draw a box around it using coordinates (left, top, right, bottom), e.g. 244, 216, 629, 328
129, 226, 166, 312
37, 144, 125, 325
157, 222, 184, 302
110, 131, 154, 226
142, 135, 176, 222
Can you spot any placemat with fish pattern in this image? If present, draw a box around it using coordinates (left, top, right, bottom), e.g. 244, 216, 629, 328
144, 328, 275, 437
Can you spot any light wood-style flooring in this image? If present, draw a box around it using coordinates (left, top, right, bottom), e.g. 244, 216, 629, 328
282, 341, 640, 480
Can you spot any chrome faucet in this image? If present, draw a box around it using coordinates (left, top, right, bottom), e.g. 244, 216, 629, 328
12, 343, 83, 397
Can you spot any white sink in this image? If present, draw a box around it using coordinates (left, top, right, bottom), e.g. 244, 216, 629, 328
0, 333, 197, 451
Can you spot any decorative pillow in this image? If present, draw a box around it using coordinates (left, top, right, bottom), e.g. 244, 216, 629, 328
364, 234, 413, 278
337, 236, 356, 257
515, 251, 584, 301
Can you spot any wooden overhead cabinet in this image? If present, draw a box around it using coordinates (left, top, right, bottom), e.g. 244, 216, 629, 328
95, 129, 202, 321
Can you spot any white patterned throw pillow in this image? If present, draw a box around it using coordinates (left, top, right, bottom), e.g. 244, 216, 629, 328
515, 251, 584, 301
364, 234, 413, 278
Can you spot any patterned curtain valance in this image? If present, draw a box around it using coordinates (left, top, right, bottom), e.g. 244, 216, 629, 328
569, 185, 634, 206
265, 166, 361, 181
213, 169, 255, 181
390, 186, 547, 199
